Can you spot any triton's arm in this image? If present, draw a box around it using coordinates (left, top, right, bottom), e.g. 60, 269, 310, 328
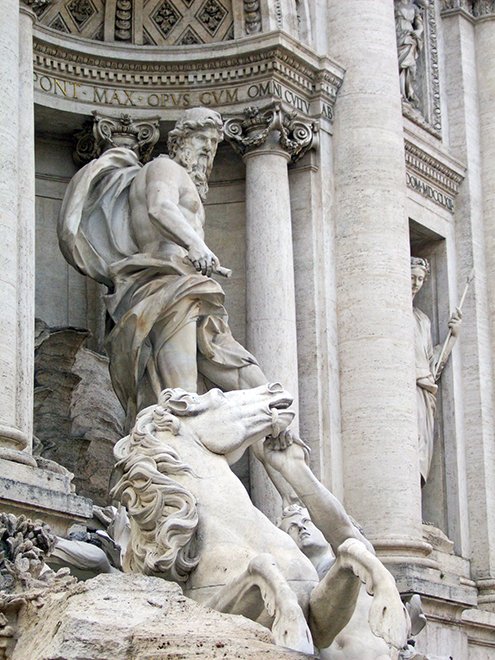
263, 437, 373, 555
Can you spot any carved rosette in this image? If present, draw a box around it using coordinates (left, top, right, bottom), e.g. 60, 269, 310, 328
74, 111, 161, 165
224, 104, 317, 162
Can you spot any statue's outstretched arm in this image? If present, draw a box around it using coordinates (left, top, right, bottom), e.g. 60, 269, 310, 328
263, 439, 373, 555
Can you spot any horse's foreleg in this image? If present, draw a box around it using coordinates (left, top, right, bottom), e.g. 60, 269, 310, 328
205, 553, 314, 654
309, 538, 409, 651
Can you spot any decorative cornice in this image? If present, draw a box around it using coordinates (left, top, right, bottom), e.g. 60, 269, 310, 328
404, 138, 465, 212
32, 30, 345, 122
440, 0, 495, 17
74, 111, 160, 164
224, 103, 317, 162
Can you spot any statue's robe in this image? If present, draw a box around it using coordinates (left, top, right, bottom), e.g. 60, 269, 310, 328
58, 147, 257, 423
413, 306, 437, 484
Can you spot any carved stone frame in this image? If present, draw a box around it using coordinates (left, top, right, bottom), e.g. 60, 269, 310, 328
402, 1, 442, 137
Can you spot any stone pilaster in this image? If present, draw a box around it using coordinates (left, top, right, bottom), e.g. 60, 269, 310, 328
440, 0, 495, 612
224, 104, 316, 518
326, 0, 429, 564
474, 11, 495, 611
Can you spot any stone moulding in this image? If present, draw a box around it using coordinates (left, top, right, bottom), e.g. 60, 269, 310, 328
401, 1, 442, 137
404, 137, 465, 213
32, 27, 344, 124
440, 0, 495, 17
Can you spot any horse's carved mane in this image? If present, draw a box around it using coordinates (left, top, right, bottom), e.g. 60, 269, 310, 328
111, 389, 201, 582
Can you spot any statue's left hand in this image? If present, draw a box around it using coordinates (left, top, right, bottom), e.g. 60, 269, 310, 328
448, 306, 462, 337
263, 431, 309, 475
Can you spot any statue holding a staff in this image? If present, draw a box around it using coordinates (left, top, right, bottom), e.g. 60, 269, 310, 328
411, 257, 471, 485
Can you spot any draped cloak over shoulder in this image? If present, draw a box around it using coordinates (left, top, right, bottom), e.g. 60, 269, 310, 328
413, 306, 437, 484
58, 147, 257, 422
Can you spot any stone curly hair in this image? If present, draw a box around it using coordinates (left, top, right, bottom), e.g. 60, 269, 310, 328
410, 256, 430, 276
111, 390, 201, 582
167, 107, 223, 160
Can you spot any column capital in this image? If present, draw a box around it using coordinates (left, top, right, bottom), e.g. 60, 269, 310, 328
74, 111, 161, 165
223, 103, 318, 163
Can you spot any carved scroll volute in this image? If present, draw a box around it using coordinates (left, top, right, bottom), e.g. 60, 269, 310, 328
224, 103, 317, 162
74, 112, 161, 165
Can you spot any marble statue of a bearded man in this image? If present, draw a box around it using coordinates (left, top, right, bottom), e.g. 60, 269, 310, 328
58, 108, 267, 425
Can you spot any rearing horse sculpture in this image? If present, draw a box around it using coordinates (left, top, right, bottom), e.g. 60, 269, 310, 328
112, 383, 409, 655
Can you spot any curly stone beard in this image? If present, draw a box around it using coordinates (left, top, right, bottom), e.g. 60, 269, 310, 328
174, 144, 215, 201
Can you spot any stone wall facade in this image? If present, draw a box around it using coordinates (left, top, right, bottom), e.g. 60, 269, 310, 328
0, 0, 495, 656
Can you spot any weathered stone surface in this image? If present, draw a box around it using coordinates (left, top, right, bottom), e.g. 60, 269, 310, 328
34, 323, 125, 505
13, 573, 310, 659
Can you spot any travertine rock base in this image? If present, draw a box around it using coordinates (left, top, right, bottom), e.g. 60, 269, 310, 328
13, 574, 310, 659
34, 325, 125, 504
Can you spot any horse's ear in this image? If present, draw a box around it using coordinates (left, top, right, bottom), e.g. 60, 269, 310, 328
159, 389, 204, 417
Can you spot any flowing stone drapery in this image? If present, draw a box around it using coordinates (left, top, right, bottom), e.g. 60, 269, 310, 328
327, 0, 429, 564
224, 104, 315, 518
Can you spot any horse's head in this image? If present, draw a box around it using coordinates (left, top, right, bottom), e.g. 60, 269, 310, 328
158, 383, 295, 457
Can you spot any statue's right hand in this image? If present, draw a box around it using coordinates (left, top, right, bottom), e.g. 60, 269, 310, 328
187, 244, 220, 277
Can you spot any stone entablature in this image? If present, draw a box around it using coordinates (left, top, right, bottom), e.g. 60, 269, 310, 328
441, 0, 495, 17
404, 133, 465, 213
32, 27, 343, 123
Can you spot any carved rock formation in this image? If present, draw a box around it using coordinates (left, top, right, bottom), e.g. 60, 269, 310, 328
12, 573, 309, 659
34, 321, 125, 505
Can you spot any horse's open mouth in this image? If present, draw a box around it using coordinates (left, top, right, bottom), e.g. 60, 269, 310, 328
268, 397, 293, 410
268, 396, 294, 436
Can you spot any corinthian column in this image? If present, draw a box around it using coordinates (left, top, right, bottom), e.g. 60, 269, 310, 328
327, 0, 429, 563
224, 104, 315, 518
0, 0, 47, 464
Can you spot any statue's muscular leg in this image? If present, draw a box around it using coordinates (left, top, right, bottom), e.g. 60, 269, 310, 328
197, 357, 267, 391
149, 321, 199, 393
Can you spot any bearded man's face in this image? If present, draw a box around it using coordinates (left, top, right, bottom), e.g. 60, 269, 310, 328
174, 127, 220, 200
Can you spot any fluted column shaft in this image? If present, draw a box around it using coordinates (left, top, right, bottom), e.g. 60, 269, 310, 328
224, 105, 315, 518
0, 1, 37, 464
327, 0, 426, 560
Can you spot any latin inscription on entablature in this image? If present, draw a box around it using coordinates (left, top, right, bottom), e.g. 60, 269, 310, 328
33, 73, 335, 121
32, 34, 343, 123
